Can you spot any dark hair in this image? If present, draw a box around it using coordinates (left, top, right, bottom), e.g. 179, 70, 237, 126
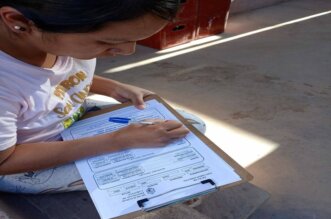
0, 0, 181, 33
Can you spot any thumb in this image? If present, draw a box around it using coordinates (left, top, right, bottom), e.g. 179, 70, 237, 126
131, 94, 145, 109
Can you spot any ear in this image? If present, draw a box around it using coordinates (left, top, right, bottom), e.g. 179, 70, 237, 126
0, 6, 34, 33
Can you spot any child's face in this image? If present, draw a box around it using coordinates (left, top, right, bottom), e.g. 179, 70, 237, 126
31, 13, 168, 59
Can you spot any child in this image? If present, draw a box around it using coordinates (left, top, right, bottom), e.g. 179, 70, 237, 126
0, 0, 205, 194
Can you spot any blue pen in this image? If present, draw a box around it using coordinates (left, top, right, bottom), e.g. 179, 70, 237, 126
109, 117, 155, 125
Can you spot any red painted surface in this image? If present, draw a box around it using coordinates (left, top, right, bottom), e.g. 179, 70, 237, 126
138, 0, 231, 50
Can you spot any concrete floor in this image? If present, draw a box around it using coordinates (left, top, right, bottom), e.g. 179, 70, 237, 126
230, 0, 289, 14
96, 0, 331, 218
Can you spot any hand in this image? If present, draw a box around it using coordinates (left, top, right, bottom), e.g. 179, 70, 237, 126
109, 82, 153, 109
112, 120, 189, 149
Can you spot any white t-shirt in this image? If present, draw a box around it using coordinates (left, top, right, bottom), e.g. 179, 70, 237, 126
0, 51, 96, 151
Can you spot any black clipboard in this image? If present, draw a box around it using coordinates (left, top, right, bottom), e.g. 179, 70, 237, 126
83, 94, 253, 219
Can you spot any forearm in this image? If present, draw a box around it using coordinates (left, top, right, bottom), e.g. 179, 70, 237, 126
90, 75, 119, 96
0, 133, 123, 175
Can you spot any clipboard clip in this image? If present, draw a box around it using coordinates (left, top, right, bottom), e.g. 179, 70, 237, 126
137, 179, 217, 211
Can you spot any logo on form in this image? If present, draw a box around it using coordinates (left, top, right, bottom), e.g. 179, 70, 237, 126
146, 187, 156, 195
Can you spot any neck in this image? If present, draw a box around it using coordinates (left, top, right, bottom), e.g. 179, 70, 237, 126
0, 22, 55, 68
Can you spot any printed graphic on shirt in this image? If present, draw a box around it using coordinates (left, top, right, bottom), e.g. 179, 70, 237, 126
62, 106, 85, 129
52, 70, 91, 128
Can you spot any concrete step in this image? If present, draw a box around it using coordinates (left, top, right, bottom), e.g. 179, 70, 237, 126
0, 183, 269, 219
195, 183, 270, 219
136, 183, 270, 219
134, 204, 210, 219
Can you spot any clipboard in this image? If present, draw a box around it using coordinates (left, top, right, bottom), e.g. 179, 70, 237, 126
137, 179, 217, 212
79, 94, 253, 219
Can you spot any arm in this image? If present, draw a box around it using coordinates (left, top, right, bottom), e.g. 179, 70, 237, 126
90, 75, 119, 96
0, 120, 189, 175
90, 75, 153, 109
0, 132, 119, 175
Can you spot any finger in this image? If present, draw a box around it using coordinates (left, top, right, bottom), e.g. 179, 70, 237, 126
142, 90, 155, 97
167, 127, 190, 138
111, 93, 129, 103
131, 93, 145, 109
117, 98, 130, 103
162, 120, 185, 131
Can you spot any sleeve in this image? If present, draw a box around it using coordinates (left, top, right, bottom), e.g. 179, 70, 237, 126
0, 94, 20, 151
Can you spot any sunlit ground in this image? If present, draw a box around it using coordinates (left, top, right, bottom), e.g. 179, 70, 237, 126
168, 102, 279, 168
97, 10, 331, 168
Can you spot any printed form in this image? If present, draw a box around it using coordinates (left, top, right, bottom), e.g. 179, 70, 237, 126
61, 99, 241, 219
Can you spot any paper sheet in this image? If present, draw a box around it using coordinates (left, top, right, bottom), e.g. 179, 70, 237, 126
61, 99, 241, 219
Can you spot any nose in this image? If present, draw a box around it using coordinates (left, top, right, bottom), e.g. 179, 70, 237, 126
117, 42, 136, 55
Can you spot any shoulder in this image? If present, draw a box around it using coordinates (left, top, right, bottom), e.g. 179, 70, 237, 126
0, 52, 30, 107
0, 51, 35, 79
73, 58, 97, 73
